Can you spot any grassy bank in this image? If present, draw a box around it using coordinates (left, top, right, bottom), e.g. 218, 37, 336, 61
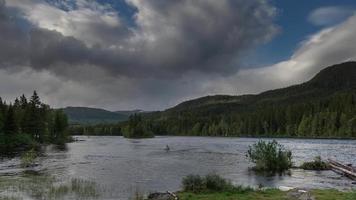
178, 189, 356, 200
176, 174, 356, 200
178, 189, 285, 200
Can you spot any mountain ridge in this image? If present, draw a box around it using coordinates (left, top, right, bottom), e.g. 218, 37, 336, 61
165, 61, 356, 113
142, 61, 356, 137
63, 106, 129, 124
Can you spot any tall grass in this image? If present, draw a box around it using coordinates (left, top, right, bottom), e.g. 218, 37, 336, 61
182, 174, 252, 194
0, 175, 99, 200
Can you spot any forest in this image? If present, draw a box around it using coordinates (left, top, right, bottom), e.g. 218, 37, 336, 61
68, 62, 356, 138
68, 91, 356, 138
68, 114, 154, 138
145, 92, 356, 138
0, 91, 69, 155
135, 62, 356, 138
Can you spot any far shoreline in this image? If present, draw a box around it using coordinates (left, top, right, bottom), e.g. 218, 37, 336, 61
72, 134, 356, 140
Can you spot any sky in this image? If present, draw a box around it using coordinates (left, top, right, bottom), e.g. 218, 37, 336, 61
0, 0, 356, 111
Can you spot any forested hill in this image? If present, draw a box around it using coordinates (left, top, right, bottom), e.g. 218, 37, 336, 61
63, 107, 129, 124
144, 62, 356, 138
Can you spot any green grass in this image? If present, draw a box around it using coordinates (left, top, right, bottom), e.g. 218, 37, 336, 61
178, 189, 288, 200
178, 189, 356, 200
311, 189, 356, 200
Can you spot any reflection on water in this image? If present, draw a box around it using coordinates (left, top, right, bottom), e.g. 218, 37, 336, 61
1, 136, 356, 199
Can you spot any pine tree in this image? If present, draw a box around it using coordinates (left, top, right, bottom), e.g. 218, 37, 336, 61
20, 94, 28, 109
24, 91, 43, 140
53, 110, 68, 144
0, 97, 5, 132
30, 91, 41, 108
4, 105, 18, 135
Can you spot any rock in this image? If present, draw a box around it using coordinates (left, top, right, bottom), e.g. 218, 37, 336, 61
279, 186, 294, 191
287, 189, 315, 200
147, 192, 178, 200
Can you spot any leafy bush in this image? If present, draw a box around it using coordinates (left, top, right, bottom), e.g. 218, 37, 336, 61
300, 156, 330, 170
205, 174, 233, 192
182, 174, 251, 193
247, 140, 292, 173
21, 149, 37, 168
182, 175, 206, 193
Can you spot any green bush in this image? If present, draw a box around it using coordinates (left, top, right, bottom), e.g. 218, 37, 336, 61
247, 140, 292, 173
182, 175, 206, 193
205, 174, 233, 192
21, 149, 37, 168
300, 156, 330, 170
182, 174, 250, 193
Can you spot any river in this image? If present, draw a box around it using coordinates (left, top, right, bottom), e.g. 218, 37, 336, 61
0, 136, 355, 199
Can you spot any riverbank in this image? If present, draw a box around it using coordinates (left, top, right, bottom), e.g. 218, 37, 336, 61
177, 189, 356, 200
172, 173, 356, 200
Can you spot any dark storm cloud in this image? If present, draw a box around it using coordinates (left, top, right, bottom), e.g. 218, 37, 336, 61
0, 0, 278, 78
0, 0, 29, 67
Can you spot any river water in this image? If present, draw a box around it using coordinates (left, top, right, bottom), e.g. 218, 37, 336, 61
1, 136, 356, 199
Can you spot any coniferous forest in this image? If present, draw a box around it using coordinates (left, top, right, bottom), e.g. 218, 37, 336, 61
120, 62, 356, 138
0, 91, 69, 155
144, 92, 356, 138
66, 62, 356, 139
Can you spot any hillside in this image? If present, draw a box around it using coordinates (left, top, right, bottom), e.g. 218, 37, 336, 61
63, 107, 129, 124
167, 62, 356, 113
115, 110, 143, 116
144, 62, 356, 138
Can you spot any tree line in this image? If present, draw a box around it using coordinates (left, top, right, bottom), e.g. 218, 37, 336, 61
0, 91, 69, 155
68, 114, 154, 138
67, 92, 356, 139
144, 92, 356, 138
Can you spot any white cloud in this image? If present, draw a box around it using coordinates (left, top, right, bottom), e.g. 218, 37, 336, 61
211, 14, 356, 96
6, 0, 127, 47
308, 6, 355, 26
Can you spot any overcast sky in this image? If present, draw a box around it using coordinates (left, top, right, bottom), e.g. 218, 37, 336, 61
0, 0, 356, 111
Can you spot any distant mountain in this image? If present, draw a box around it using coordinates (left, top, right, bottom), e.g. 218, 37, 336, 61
114, 110, 143, 116
145, 62, 356, 138
63, 107, 129, 124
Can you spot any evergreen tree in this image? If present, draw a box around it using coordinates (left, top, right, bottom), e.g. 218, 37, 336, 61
3, 105, 18, 135
20, 94, 28, 109
53, 110, 68, 144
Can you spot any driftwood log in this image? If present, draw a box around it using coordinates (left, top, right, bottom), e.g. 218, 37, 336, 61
328, 159, 356, 180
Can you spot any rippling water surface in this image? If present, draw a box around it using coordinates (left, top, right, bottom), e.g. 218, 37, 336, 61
1, 136, 356, 199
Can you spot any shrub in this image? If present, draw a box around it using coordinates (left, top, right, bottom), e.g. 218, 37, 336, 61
247, 140, 292, 173
182, 175, 206, 193
300, 156, 330, 170
205, 174, 234, 192
182, 174, 250, 193
21, 149, 37, 168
